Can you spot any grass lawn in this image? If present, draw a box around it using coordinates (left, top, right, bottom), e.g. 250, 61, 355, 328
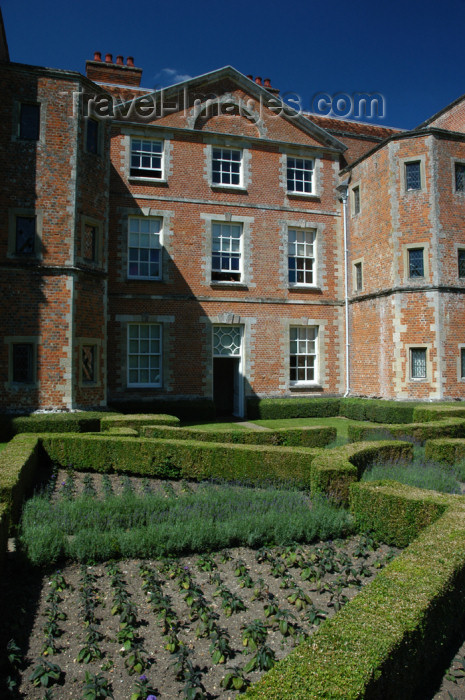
0, 442, 8, 452
251, 416, 373, 440
183, 417, 376, 442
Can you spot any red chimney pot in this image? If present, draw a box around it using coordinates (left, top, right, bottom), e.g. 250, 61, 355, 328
255, 76, 262, 85
246, 74, 253, 80
116, 55, 124, 65
93, 51, 102, 62
264, 78, 271, 88
105, 53, 113, 63
127, 56, 135, 67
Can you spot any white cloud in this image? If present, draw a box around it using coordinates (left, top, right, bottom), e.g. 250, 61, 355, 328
153, 68, 193, 86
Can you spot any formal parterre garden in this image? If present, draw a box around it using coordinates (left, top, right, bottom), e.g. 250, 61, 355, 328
3, 397, 465, 698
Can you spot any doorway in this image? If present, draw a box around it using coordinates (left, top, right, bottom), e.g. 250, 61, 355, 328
212, 325, 244, 418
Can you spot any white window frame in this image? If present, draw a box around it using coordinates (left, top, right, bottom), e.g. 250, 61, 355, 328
289, 326, 319, 386
127, 216, 162, 280
130, 137, 164, 180
288, 228, 316, 287
211, 147, 243, 188
127, 323, 162, 388
211, 221, 242, 283
286, 156, 314, 195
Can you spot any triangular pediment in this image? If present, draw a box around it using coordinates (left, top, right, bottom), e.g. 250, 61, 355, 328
114, 66, 346, 152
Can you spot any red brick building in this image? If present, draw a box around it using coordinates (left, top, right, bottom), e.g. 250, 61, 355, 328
1, 26, 465, 414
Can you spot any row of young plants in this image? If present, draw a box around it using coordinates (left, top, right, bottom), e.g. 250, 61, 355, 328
6, 534, 397, 699
20, 470, 354, 565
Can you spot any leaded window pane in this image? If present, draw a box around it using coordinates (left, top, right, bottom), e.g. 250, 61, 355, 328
83, 224, 97, 262
405, 161, 421, 191
411, 349, 426, 379
213, 326, 241, 357
455, 163, 465, 192
408, 248, 424, 278
458, 250, 465, 278
461, 349, 465, 379
15, 216, 36, 255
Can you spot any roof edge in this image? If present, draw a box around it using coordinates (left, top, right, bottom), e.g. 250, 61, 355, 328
116, 65, 347, 153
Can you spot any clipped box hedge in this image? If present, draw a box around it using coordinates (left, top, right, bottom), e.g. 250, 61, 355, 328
349, 480, 449, 546
141, 424, 336, 448
246, 484, 465, 699
246, 396, 423, 424
310, 441, 413, 504
246, 397, 340, 420
339, 398, 418, 424
108, 398, 215, 421
413, 404, 465, 423
347, 417, 465, 444
425, 438, 465, 465
40, 434, 321, 486
0, 434, 40, 542
0, 411, 109, 439
100, 413, 180, 433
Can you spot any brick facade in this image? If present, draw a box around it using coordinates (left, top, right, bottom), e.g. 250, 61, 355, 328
1, 32, 465, 413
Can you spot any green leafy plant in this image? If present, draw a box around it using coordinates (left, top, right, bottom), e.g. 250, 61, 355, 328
80, 671, 114, 699
29, 658, 62, 688
209, 631, 234, 665
220, 665, 250, 691
243, 644, 276, 673
197, 554, 217, 571
273, 608, 298, 637
130, 674, 157, 700
241, 619, 268, 651
287, 587, 313, 611
124, 645, 147, 676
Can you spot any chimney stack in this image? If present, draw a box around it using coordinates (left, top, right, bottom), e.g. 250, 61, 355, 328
86, 52, 143, 87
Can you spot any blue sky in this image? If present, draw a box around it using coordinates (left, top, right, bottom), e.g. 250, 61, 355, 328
2, 0, 465, 129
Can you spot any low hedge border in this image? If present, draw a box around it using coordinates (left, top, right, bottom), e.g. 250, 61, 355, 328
347, 417, 465, 444
0, 411, 114, 439
310, 441, 413, 504
39, 434, 412, 503
0, 435, 40, 555
140, 424, 336, 447
246, 484, 465, 699
425, 438, 465, 465
100, 414, 180, 432
40, 434, 321, 486
2, 430, 465, 698
413, 404, 465, 423
246, 397, 422, 424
